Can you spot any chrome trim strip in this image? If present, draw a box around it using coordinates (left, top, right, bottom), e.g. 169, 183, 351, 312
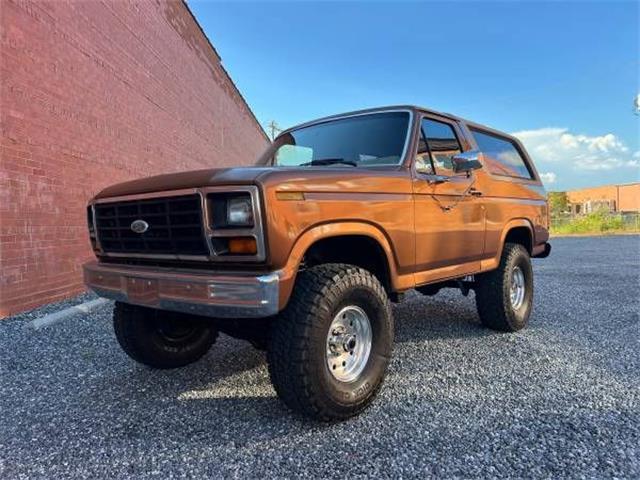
100, 252, 210, 261
83, 261, 279, 318
93, 188, 200, 204
198, 188, 217, 259
90, 203, 102, 253
400, 110, 414, 166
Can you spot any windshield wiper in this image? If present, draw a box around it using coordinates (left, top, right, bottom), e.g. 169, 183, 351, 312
301, 158, 357, 167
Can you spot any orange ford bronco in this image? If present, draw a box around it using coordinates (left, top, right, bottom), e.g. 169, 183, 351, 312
84, 106, 551, 420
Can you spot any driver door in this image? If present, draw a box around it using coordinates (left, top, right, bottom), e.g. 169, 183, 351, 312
412, 116, 485, 285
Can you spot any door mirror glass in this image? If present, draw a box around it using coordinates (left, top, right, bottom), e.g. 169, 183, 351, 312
275, 144, 313, 166
452, 151, 483, 174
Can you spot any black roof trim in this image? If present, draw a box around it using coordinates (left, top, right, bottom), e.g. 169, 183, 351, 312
278, 105, 418, 135
278, 104, 511, 140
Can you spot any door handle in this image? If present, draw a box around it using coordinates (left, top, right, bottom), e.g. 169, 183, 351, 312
427, 175, 450, 185
469, 188, 482, 196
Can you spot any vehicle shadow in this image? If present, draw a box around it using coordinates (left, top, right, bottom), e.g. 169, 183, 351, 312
393, 290, 489, 343
5, 292, 501, 456
90, 291, 491, 438
57, 337, 308, 446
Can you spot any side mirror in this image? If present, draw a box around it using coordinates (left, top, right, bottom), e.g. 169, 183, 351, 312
452, 151, 483, 175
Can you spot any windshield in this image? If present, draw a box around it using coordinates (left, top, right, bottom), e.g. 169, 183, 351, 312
262, 112, 410, 167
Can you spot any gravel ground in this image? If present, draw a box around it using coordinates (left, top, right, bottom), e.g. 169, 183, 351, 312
1, 235, 639, 479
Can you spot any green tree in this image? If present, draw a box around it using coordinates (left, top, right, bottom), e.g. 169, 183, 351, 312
548, 191, 568, 215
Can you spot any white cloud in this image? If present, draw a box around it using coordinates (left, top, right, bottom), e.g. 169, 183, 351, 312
539, 172, 557, 184
512, 127, 639, 172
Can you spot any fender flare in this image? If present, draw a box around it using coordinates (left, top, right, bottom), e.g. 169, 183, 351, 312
500, 218, 534, 250
276, 221, 405, 307
481, 219, 534, 271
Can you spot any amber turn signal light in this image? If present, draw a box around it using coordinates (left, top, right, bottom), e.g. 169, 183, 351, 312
276, 191, 305, 201
228, 237, 257, 255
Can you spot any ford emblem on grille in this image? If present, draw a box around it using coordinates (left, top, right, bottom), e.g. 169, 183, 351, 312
130, 219, 149, 234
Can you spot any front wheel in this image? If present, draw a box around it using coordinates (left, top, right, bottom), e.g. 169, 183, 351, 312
267, 264, 394, 421
475, 243, 534, 332
113, 302, 218, 369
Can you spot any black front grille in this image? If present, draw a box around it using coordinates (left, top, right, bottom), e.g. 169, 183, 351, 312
95, 194, 209, 256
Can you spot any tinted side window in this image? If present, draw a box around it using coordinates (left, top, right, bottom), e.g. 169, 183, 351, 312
471, 129, 533, 179
421, 118, 462, 176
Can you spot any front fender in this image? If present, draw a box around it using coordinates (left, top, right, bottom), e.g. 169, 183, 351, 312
276, 221, 409, 309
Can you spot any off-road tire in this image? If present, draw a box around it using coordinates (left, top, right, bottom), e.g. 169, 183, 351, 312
475, 243, 533, 332
113, 302, 218, 369
267, 264, 394, 421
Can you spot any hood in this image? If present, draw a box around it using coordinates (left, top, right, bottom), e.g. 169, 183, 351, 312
95, 167, 274, 199
95, 165, 411, 200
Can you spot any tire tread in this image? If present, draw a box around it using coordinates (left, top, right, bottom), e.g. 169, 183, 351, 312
475, 243, 532, 332
267, 263, 392, 421
113, 302, 217, 369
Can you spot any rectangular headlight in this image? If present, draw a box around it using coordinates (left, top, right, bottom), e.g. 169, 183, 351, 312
207, 192, 254, 229
204, 186, 265, 261
227, 195, 253, 226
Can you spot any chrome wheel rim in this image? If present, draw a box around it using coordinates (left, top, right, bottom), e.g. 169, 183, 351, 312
326, 306, 372, 383
510, 266, 526, 310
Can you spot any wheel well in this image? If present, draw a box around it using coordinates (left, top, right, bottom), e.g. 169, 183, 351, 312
302, 235, 392, 294
504, 226, 532, 254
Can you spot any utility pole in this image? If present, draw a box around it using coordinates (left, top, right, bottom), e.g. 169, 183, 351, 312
266, 120, 282, 140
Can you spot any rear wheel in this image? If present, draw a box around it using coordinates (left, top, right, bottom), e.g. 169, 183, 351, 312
475, 243, 533, 332
267, 264, 394, 421
113, 302, 218, 369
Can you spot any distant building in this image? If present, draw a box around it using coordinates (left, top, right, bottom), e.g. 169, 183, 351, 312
566, 183, 640, 214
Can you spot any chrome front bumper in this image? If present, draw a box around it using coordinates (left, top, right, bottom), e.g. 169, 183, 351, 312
83, 261, 279, 318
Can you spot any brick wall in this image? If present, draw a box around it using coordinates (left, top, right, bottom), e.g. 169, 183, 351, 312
0, 0, 269, 317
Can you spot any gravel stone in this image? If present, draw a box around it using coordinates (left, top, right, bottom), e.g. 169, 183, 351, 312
1, 236, 638, 478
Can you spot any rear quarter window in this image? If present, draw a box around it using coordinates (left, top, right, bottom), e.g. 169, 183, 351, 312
470, 128, 534, 179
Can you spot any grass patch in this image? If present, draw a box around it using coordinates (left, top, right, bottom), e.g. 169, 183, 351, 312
551, 211, 640, 235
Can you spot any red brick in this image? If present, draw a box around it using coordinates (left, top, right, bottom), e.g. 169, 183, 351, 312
0, 0, 269, 317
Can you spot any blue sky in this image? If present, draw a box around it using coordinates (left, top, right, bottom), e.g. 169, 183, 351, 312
189, 1, 639, 191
